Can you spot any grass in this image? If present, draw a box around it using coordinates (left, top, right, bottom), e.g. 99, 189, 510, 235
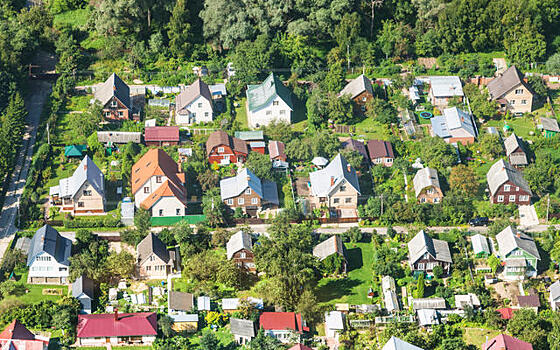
53, 8, 91, 29
66, 95, 91, 112
189, 326, 235, 347
463, 327, 502, 347
13, 271, 68, 303
75, 347, 151, 350
485, 117, 536, 140
234, 98, 249, 129
352, 118, 392, 140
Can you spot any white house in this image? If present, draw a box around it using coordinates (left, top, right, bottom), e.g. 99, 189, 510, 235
246, 73, 293, 129
549, 281, 560, 311
175, 79, 214, 125
27, 225, 72, 284
324, 311, 345, 340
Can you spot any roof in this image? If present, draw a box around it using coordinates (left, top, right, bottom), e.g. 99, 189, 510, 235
0, 321, 35, 341
516, 294, 540, 308
220, 168, 279, 205
94, 73, 131, 109
312, 157, 329, 167
268, 141, 286, 160
313, 235, 345, 261
64, 145, 86, 157
413, 167, 440, 198
168, 291, 194, 311
550, 281, 560, 301
50, 156, 104, 199
169, 314, 198, 323
407, 231, 453, 266
367, 140, 394, 159
504, 133, 527, 157
246, 73, 293, 112
487, 66, 527, 99
431, 107, 477, 139
483, 334, 533, 350
288, 345, 313, 350
384, 290, 400, 312
486, 159, 532, 196
234, 131, 263, 141
144, 126, 179, 142
222, 297, 263, 310
324, 311, 345, 330
309, 154, 361, 197
259, 312, 307, 333
429, 76, 464, 97
131, 148, 185, 195
471, 234, 490, 255
72, 275, 95, 299
14, 237, 31, 255
206, 130, 248, 156
497, 308, 514, 320
342, 138, 368, 160
416, 309, 440, 326
27, 225, 71, 267
382, 276, 396, 292
339, 74, 374, 99
175, 79, 213, 113
136, 233, 170, 265
140, 178, 188, 210
454, 293, 481, 309
76, 312, 157, 338
209, 83, 227, 96
496, 226, 540, 260
411, 298, 447, 310
382, 336, 425, 350
230, 319, 255, 338
97, 131, 141, 144
226, 231, 252, 260
541, 117, 560, 132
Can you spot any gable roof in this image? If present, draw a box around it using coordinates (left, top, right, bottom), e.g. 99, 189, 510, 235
52, 156, 104, 199
219, 168, 279, 205
72, 275, 95, 299
206, 131, 248, 156
94, 73, 131, 109
541, 117, 560, 132
487, 66, 527, 100
313, 235, 345, 261
382, 336, 425, 350
268, 141, 286, 160
140, 179, 187, 210
168, 291, 194, 311
486, 159, 532, 196
230, 318, 255, 338
144, 126, 179, 142
413, 167, 441, 198
408, 230, 452, 265
136, 233, 170, 265
246, 73, 293, 112
504, 133, 527, 156
431, 107, 477, 139
325, 311, 345, 331
226, 231, 253, 260
64, 145, 87, 157
367, 140, 394, 159
342, 138, 369, 160
27, 225, 71, 267
0, 321, 35, 341
288, 345, 313, 350
339, 74, 374, 99
259, 312, 308, 333
471, 234, 490, 255
550, 281, 560, 301
309, 154, 360, 197
131, 148, 184, 195
77, 312, 157, 338
496, 226, 540, 260
429, 76, 464, 97
175, 79, 213, 113
483, 334, 533, 350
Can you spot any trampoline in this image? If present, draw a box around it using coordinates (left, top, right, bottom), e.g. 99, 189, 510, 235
419, 111, 433, 119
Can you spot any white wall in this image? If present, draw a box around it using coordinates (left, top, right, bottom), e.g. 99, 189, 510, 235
151, 196, 187, 217
28, 252, 69, 279
248, 96, 291, 128
134, 175, 168, 208
176, 96, 213, 125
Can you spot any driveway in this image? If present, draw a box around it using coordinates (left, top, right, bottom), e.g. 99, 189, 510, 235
519, 205, 539, 227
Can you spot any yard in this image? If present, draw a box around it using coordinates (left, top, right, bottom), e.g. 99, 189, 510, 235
233, 98, 248, 129
352, 118, 393, 140
463, 327, 502, 347
11, 270, 68, 304
484, 116, 537, 141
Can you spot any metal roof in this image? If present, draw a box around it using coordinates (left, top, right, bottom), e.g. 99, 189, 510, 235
234, 131, 263, 141
72, 275, 95, 299
384, 290, 400, 312
220, 168, 279, 205
175, 79, 213, 113
504, 133, 527, 157
413, 167, 440, 198
246, 73, 293, 112
313, 235, 345, 261
429, 76, 464, 97
382, 336, 425, 350
496, 226, 540, 260
97, 131, 141, 144
226, 231, 252, 260
27, 225, 71, 267
136, 233, 170, 265
487, 66, 526, 99
50, 156, 104, 199
94, 73, 131, 109
549, 281, 560, 301
416, 309, 440, 326
168, 291, 194, 311
471, 234, 490, 255
408, 230, 452, 265
339, 74, 374, 99
324, 311, 345, 330
230, 318, 255, 337
431, 107, 477, 139
486, 159, 532, 196
309, 154, 361, 197
541, 117, 560, 132
412, 298, 447, 310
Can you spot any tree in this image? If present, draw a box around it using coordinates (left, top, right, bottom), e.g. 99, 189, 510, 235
231, 35, 278, 85
326, 93, 353, 124
106, 251, 135, 280
202, 188, 229, 227
549, 312, 560, 350
322, 61, 346, 93
286, 138, 312, 162
546, 53, 560, 75
199, 330, 223, 350
432, 265, 443, 279
341, 149, 364, 170
365, 98, 398, 124
507, 309, 547, 350
246, 152, 273, 180
197, 168, 220, 191
418, 137, 457, 169
306, 88, 329, 127
158, 314, 175, 338
527, 75, 547, 97
333, 12, 360, 66
449, 165, 479, 196
476, 133, 503, 160
167, 0, 191, 58
504, 21, 546, 66
183, 250, 244, 288
415, 273, 425, 298
463, 84, 497, 120
134, 207, 151, 235
260, 120, 293, 143
487, 255, 500, 274
200, 0, 251, 49
248, 329, 282, 350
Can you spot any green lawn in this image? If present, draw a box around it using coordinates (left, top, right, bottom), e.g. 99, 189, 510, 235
53, 8, 91, 29
13, 271, 68, 303
464, 328, 502, 347
352, 118, 392, 140
189, 327, 235, 347
485, 117, 536, 140
66, 95, 91, 112
234, 98, 248, 129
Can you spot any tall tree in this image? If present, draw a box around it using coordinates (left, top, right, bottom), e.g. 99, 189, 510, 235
167, 0, 191, 58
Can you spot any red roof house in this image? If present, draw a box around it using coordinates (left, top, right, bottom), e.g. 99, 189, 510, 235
206, 130, 248, 165
367, 140, 394, 167
259, 312, 309, 344
483, 334, 533, 350
144, 126, 180, 146
288, 344, 313, 350
496, 307, 514, 320
0, 320, 49, 350
76, 312, 157, 346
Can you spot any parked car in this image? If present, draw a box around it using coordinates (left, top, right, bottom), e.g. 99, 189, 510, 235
469, 217, 489, 226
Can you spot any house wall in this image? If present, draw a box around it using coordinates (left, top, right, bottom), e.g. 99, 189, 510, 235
429, 91, 463, 109
352, 91, 373, 112
234, 334, 252, 345
232, 248, 256, 271
410, 254, 451, 274
176, 96, 213, 125
490, 181, 532, 205
103, 97, 130, 120
509, 148, 528, 165
172, 322, 198, 332
208, 144, 247, 165
445, 136, 475, 145
504, 248, 538, 274
371, 156, 394, 167
264, 330, 300, 344
309, 181, 359, 211
73, 182, 105, 215
137, 253, 170, 279
145, 140, 179, 146
247, 97, 291, 129
151, 196, 187, 217
134, 175, 168, 209
223, 188, 263, 214
78, 336, 156, 346
417, 186, 443, 204
501, 84, 533, 114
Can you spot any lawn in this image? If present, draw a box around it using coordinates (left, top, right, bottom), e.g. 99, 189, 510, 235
463, 327, 502, 347
234, 98, 248, 129
66, 95, 91, 112
13, 271, 68, 304
316, 240, 374, 305
189, 326, 235, 347
352, 118, 392, 140
485, 117, 536, 140
53, 8, 91, 29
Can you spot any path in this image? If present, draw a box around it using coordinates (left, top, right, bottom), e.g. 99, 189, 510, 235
0, 80, 51, 262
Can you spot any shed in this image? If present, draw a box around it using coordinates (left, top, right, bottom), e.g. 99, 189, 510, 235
64, 145, 87, 157
471, 234, 491, 258
197, 296, 211, 311
169, 314, 198, 332
411, 298, 446, 310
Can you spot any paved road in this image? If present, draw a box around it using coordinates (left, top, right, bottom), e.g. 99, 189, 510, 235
0, 80, 51, 261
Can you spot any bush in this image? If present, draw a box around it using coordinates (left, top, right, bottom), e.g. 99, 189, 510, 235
63, 216, 122, 228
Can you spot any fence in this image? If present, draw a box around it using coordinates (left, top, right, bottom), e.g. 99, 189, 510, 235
150, 215, 206, 226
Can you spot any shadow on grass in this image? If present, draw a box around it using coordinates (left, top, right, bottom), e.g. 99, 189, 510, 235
345, 247, 364, 271
316, 277, 362, 303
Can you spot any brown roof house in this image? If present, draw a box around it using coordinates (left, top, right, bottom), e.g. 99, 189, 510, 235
413, 167, 443, 204
341, 138, 369, 164
313, 236, 347, 273
175, 79, 214, 125
144, 126, 180, 146
136, 233, 176, 279
514, 294, 540, 313
339, 74, 374, 112
487, 66, 534, 114
486, 159, 532, 205
367, 140, 394, 167
269, 141, 287, 162
226, 231, 255, 272
504, 133, 529, 167
206, 130, 248, 165
408, 230, 452, 275
94, 73, 132, 120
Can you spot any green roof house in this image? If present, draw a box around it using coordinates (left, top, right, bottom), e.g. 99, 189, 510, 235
540, 117, 560, 138
496, 226, 540, 280
65, 145, 87, 157
246, 73, 293, 129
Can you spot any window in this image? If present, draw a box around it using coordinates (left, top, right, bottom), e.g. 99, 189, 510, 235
146, 266, 151, 271
111, 100, 117, 107
433, 197, 440, 203
340, 185, 346, 192
156, 176, 162, 183
149, 256, 154, 261
497, 195, 504, 202
198, 103, 202, 108
266, 111, 272, 115
78, 202, 84, 208
420, 198, 426, 203
83, 190, 92, 196
118, 111, 123, 117
510, 100, 516, 105
227, 199, 233, 205
521, 100, 527, 105
245, 188, 252, 195
504, 185, 511, 192
362, 97, 367, 102
205, 112, 209, 117
218, 147, 224, 153
515, 89, 524, 94
238, 198, 245, 205
520, 195, 530, 202
273, 101, 279, 106
333, 198, 340, 204
515, 187, 519, 192
176, 208, 181, 216
345, 197, 352, 203
144, 187, 150, 193
240, 252, 246, 259
417, 263, 425, 270
159, 209, 164, 216
427, 189, 434, 195
104, 112, 110, 117
509, 195, 516, 202
387, 158, 393, 163
279, 110, 285, 115
251, 198, 258, 205
360, 105, 366, 112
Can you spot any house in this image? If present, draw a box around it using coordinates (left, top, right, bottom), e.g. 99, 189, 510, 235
487, 66, 534, 114
226, 231, 255, 272
408, 230, 452, 275
549, 281, 560, 311
0, 320, 49, 350
454, 294, 481, 309
496, 226, 540, 279
49, 156, 105, 215
504, 133, 529, 167
269, 140, 287, 165
206, 130, 248, 165
235, 131, 266, 154
411, 298, 447, 310
209, 83, 227, 100
94, 73, 132, 120
64, 145, 87, 158
308, 154, 361, 217
382, 336, 425, 350
76, 312, 157, 346
230, 318, 256, 345
175, 79, 213, 125
131, 148, 187, 217
483, 334, 533, 350
540, 117, 560, 138
339, 74, 375, 112
246, 73, 293, 128
97, 131, 142, 145
169, 314, 198, 332
220, 167, 279, 216
313, 235, 347, 273
341, 138, 369, 163
27, 225, 71, 284
471, 234, 491, 258
430, 107, 477, 145
514, 294, 540, 312
136, 233, 176, 279
486, 159, 532, 205
416, 309, 440, 327
144, 126, 180, 146
367, 140, 394, 167
168, 291, 194, 313
222, 297, 263, 313
324, 311, 345, 339
259, 312, 309, 344
428, 76, 464, 109
384, 290, 400, 313
413, 167, 443, 204
72, 275, 95, 314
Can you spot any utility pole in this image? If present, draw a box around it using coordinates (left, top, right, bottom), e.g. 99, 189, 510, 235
347, 44, 350, 71
547, 194, 550, 223
46, 122, 50, 145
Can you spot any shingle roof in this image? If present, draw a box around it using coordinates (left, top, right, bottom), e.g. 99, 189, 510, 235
220, 168, 279, 205
313, 235, 345, 261
496, 226, 540, 260
230, 319, 255, 338
72, 275, 95, 299
131, 148, 185, 195
246, 73, 293, 112
408, 230, 452, 265
309, 154, 360, 197
367, 140, 394, 159
471, 234, 490, 255
77, 313, 157, 338
27, 225, 71, 267
483, 334, 533, 350
411, 297, 447, 310
486, 159, 532, 196
136, 233, 170, 265
541, 117, 560, 132
144, 126, 180, 142
429, 76, 464, 97
413, 167, 440, 198
550, 281, 560, 301
339, 74, 374, 99
175, 79, 213, 113
487, 66, 526, 100
226, 231, 252, 260
206, 131, 248, 156
168, 291, 194, 311
50, 156, 104, 200
94, 73, 131, 109
382, 336, 425, 350
516, 294, 540, 308
342, 138, 369, 160
504, 133, 527, 157
431, 107, 477, 139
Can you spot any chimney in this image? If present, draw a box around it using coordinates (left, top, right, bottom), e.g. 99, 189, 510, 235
114, 309, 119, 321
347, 164, 351, 173
517, 233, 521, 238
330, 176, 335, 186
